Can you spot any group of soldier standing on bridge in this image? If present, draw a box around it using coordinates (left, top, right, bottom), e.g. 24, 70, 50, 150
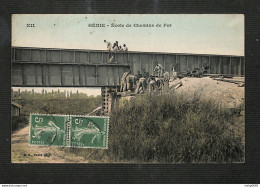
104, 40, 128, 63
120, 63, 172, 94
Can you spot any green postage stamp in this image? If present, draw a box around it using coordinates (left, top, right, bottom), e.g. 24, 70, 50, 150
70, 116, 109, 148
29, 114, 109, 149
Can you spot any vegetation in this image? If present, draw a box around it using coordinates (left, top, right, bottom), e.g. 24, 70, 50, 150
58, 93, 244, 163
12, 90, 245, 163
12, 116, 29, 131
108, 94, 245, 163
12, 90, 102, 131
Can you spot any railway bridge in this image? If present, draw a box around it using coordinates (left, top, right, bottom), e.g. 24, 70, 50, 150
11, 47, 245, 114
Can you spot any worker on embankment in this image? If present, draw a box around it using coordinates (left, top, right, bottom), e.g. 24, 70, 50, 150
126, 74, 137, 91
120, 70, 131, 92
172, 66, 177, 80
163, 69, 170, 91
154, 63, 163, 78
135, 75, 147, 94
147, 75, 156, 92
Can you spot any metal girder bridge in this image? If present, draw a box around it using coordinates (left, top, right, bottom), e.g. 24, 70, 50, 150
11, 46, 245, 115
12, 62, 129, 87
12, 47, 245, 88
12, 47, 130, 87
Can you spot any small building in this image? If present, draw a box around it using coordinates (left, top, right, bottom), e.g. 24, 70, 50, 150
11, 101, 22, 116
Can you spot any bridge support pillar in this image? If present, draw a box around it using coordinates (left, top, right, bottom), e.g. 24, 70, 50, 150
101, 86, 119, 116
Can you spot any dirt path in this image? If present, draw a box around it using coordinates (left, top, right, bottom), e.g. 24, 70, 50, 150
11, 126, 89, 163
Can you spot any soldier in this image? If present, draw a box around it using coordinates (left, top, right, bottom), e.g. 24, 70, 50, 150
126, 74, 137, 91
172, 66, 177, 80
163, 70, 170, 91
147, 75, 156, 92
108, 55, 114, 64
112, 41, 119, 51
104, 40, 113, 63
163, 70, 170, 82
154, 63, 163, 78
136, 71, 142, 80
156, 77, 164, 90
120, 70, 131, 92
104, 40, 112, 52
135, 69, 150, 94
122, 44, 128, 51
142, 68, 149, 79
135, 76, 147, 94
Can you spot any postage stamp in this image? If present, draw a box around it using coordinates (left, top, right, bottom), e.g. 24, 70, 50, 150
29, 114, 68, 147
70, 116, 109, 149
29, 114, 109, 149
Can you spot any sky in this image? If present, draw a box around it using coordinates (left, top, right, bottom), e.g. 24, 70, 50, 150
12, 14, 244, 56
12, 14, 244, 95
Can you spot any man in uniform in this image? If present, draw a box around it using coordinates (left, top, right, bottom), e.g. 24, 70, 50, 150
172, 66, 178, 80
104, 40, 112, 52
135, 68, 150, 94
120, 70, 131, 92
156, 77, 164, 91
147, 75, 156, 92
135, 75, 147, 94
154, 63, 163, 78
136, 71, 142, 80
122, 44, 128, 51
142, 68, 149, 79
163, 70, 170, 82
113, 41, 119, 51
108, 56, 114, 64
126, 74, 137, 91
104, 40, 113, 63
163, 70, 170, 91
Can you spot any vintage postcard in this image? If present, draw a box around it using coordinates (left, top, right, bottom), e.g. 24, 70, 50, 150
11, 14, 244, 163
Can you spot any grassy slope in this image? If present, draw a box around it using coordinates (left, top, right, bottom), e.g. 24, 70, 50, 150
109, 94, 245, 163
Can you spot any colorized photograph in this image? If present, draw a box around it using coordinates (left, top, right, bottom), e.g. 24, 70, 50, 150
11, 14, 244, 163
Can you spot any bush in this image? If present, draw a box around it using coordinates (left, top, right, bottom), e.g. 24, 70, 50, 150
108, 94, 244, 163
12, 116, 29, 131
13, 96, 102, 116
